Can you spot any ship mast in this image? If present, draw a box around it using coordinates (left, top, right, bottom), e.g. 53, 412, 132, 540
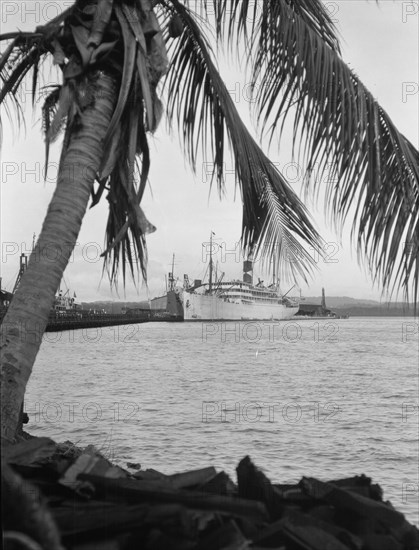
272, 254, 276, 287
209, 231, 214, 293
12, 253, 28, 294
171, 253, 175, 291
168, 253, 176, 291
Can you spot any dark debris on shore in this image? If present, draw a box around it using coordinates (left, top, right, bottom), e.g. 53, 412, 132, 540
1, 436, 418, 550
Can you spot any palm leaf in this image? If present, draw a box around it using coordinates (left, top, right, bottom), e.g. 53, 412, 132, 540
88, 0, 114, 48
246, 0, 418, 301
120, 3, 155, 130
257, 175, 321, 282
98, 1, 166, 286
186, 0, 341, 57
0, 45, 42, 104
178, 0, 417, 301
41, 86, 61, 175
100, 4, 137, 165
159, 0, 323, 284
1, 1, 159, 287
0, 32, 50, 137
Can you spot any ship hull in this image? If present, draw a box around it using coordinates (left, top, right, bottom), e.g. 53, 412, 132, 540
150, 290, 184, 319
182, 292, 298, 321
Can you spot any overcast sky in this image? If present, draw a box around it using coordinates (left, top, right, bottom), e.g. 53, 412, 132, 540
1, 1, 418, 302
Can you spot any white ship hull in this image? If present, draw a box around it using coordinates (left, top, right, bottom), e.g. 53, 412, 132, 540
182, 292, 299, 321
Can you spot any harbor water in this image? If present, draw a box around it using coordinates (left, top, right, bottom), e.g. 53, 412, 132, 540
25, 316, 419, 525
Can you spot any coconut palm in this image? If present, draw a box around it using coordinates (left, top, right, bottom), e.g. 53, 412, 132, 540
1, 0, 418, 443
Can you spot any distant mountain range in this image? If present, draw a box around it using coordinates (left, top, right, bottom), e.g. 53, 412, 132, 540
303, 296, 379, 307
301, 296, 417, 316
81, 297, 418, 317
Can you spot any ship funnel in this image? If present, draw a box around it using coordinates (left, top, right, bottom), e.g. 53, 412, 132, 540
243, 259, 253, 284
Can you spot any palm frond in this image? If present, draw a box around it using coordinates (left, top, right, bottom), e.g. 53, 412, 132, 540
0, 9, 71, 106
97, 0, 167, 285
0, 40, 44, 104
257, 175, 321, 283
101, 104, 155, 286
246, 0, 418, 301
175, 1, 418, 301
98, 5, 136, 162
41, 86, 61, 173
184, 0, 341, 57
1, 0, 164, 287
0, 31, 51, 142
159, 0, 323, 284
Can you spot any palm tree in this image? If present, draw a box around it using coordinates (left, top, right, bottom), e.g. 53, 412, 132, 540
1, 0, 418, 443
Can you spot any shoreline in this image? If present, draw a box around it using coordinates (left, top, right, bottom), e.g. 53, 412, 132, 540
3, 434, 418, 549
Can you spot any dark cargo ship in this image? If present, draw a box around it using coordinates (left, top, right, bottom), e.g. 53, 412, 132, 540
124, 256, 184, 321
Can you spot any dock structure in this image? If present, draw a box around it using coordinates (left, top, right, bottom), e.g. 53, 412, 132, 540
0, 304, 182, 332
45, 313, 150, 332
295, 288, 340, 318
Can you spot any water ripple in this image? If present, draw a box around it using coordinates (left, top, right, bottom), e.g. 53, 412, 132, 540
26, 317, 419, 525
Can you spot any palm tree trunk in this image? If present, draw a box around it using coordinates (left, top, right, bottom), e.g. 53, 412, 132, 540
0, 72, 116, 444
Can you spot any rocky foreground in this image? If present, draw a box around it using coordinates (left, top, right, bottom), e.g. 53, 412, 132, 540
2, 437, 418, 550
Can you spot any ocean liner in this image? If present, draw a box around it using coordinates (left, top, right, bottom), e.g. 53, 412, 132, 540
181, 235, 299, 321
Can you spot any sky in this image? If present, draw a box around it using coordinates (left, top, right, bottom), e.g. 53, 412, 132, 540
1, 0, 418, 303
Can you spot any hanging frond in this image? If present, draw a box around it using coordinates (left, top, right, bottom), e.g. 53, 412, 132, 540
2, 0, 416, 299
0, 37, 45, 113
172, 0, 418, 301
41, 86, 60, 172
1, 0, 165, 287
184, 0, 341, 58
159, 0, 323, 284
100, 80, 155, 285
0, 1, 74, 113
95, 0, 167, 286
257, 175, 321, 283
245, 0, 419, 301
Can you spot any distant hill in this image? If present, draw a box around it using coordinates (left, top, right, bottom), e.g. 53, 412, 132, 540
333, 307, 416, 317
301, 296, 417, 316
80, 301, 149, 314
302, 296, 379, 307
